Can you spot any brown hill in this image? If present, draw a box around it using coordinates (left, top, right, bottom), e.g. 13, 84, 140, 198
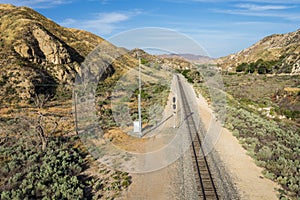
0, 4, 127, 104
0, 4, 196, 106
217, 29, 300, 74
160, 53, 215, 64
129, 49, 193, 70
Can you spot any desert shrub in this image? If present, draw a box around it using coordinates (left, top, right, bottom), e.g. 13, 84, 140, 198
235, 59, 276, 74
228, 72, 237, 75
256, 146, 273, 161
0, 75, 8, 86
225, 102, 300, 198
140, 58, 149, 65
282, 109, 300, 120
236, 63, 248, 72
0, 136, 88, 199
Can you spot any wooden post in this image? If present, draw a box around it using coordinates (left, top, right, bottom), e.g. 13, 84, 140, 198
74, 92, 79, 135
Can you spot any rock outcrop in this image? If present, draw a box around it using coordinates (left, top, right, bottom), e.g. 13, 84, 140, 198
0, 4, 120, 103
217, 29, 300, 74
14, 25, 74, 65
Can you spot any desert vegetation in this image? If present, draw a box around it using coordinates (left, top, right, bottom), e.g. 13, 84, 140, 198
223, 74, 300, 123
0, 100, 131, 200
179, 67, 300, 199
1, 4, 299, 199
224, 99, 300, 199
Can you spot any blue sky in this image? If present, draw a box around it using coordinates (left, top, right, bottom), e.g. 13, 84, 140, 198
2, 0, 300, 57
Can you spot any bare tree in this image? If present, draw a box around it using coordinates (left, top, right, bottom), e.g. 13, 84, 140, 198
0, 135, 7, 145
35, 112, 59, 151
31, 93, 51, 109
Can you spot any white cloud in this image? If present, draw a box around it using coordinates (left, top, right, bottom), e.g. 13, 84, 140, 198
213, 3, 300, 21
87, 0, 109, 4
239, 0, 300, 3
217, 9, 300, 20
235, 3, 296, 11
60, 12, 139, 35
166, 0, 300, 4
97, 12, 129, 24
0, 0, 71, 8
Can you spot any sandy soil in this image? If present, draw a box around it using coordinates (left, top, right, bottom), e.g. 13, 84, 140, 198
119, 76, 199, 200
195, 84, 280, 200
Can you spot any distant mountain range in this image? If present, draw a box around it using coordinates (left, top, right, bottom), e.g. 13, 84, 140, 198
159, 53, 215, 64
1, 3, 299, 106
217, 29, 300, 74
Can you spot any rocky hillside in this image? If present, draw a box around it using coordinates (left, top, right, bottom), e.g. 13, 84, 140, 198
217, 29, 300, 74
0, 4, 125, 104
0, 4, 196, 105
129, 49, 193, 70
160, 53, 215, 64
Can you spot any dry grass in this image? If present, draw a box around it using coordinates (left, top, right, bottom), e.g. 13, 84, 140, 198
284, 87, 300, 93
103, 128, 149, 153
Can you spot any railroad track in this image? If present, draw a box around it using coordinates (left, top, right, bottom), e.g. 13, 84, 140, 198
176, 75, 219, 200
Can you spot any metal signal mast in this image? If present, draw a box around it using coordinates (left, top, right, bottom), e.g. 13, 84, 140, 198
138, 57, 142, 137
134, 55, 142, 137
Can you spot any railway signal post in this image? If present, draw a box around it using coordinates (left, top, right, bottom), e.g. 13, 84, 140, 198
173, 96, 177, 128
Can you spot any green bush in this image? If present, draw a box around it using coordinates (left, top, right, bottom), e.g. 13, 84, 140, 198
0, 137, 87, 199
141, 58, 149, 65
235, 59, 276, 74
225, 102, 300, 198
236, 63, 248, 72
256, 146, 273, 161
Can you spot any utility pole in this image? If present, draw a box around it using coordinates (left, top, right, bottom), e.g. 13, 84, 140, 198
134, 54, 142, 137
74, 92, 79, 135
138, 57, 142, 137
